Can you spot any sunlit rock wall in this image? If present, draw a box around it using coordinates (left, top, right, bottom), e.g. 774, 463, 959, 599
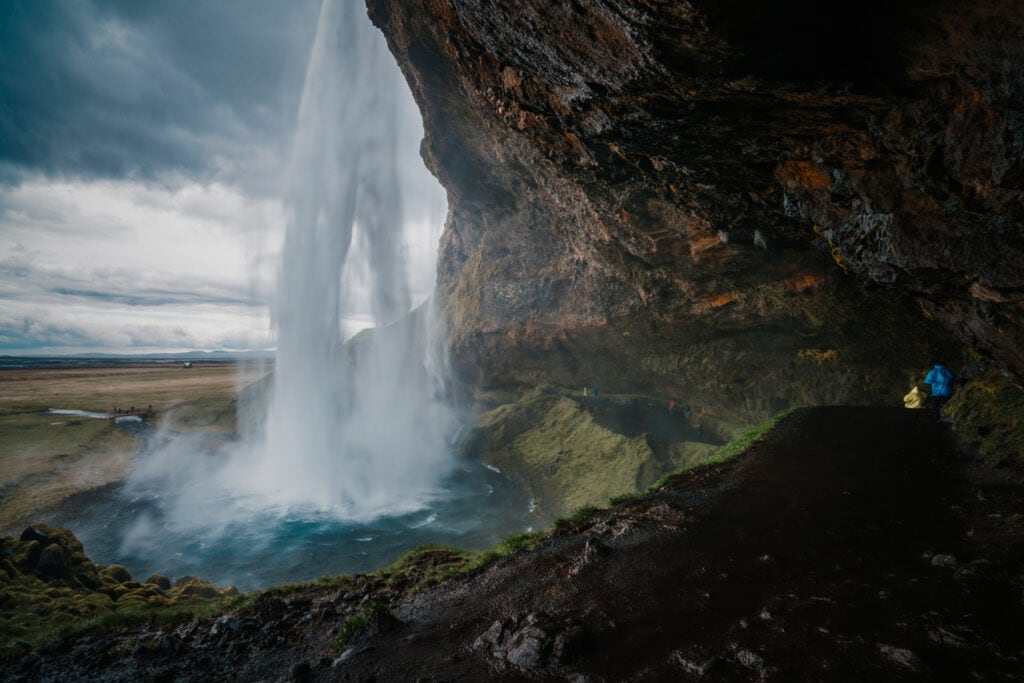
368, 0, 1023, 419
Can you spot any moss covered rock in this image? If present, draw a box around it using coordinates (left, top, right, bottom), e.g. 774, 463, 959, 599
465, 389, 721, 519
0, 525, 239, 648
101, 564, 132, 584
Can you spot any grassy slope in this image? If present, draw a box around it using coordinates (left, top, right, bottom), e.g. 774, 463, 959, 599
479, 394, 654, 518
467, 388, 736, 520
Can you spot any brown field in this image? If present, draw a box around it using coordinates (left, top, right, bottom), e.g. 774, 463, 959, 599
0, 362, 270, 534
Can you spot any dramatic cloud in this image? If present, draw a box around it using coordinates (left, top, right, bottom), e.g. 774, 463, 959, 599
0, 0, 320, 192
0, 175, 285, 353
0, 0, 446, 355
0, 1, 320, 354
0, 302, 273, 354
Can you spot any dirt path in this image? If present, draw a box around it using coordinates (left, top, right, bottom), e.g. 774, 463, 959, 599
337, 407, 1022, 680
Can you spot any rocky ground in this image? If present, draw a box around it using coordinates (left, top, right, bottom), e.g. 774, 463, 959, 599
5, 406, 1021, 681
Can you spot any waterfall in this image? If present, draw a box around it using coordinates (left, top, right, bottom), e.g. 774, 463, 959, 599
242, 0, 454, 519
79, 0, 504, 588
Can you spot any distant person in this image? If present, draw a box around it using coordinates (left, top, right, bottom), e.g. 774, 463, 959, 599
583, 386, 589, 399
592, 386, 599, 399
682, 404, 692, 419
924, 360, 955, 411
668, 400, 676, 414
903, 385, 926, 409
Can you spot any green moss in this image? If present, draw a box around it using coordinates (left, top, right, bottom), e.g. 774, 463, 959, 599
374, 544, 477, 594
471, 392, 662, 518
947, 370, 1024, 470
333, 600, 389, 653
0, 526, 245, 656
551, 505, 602, 531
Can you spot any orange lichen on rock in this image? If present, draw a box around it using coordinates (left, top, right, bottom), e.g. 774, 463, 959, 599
775, 160, 831, 193
797, 348, 839, 364
688, 234, 723, 261
783, 273, 825, 293
705, 293, 738, 309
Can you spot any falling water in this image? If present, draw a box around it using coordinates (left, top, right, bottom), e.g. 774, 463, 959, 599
56, 1, 534, 589
244, 0, 455, 518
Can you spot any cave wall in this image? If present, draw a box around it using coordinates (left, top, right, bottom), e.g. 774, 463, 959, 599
367, 0, 1023, 418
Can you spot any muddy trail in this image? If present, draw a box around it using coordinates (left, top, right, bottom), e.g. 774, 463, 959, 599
8, 407, 1023, 681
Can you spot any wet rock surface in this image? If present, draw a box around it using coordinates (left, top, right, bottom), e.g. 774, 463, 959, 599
327, 407, 1023, 680
9, 407, 1021, 680
368, 0, 1024, 404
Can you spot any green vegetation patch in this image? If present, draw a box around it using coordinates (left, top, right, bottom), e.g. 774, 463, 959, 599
0, 416, 137, 529
0, 413, 135, 463
470, 391, 660, 519
947, 370, 1024, 470
0, 525, 240, 657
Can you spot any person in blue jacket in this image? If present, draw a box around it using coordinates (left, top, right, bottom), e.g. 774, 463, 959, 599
924, 360, 955, 411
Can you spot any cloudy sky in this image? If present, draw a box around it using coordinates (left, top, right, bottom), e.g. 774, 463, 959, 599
0, 0, 445, 355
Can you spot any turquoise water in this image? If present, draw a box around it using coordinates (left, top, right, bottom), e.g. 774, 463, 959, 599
56, 423, 534, 591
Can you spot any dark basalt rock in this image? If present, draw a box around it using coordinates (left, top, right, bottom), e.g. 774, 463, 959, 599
367, 0, 1024, 405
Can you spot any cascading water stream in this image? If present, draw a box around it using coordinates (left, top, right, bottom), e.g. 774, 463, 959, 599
243, 0, 455, 518
56, 0, 533, 590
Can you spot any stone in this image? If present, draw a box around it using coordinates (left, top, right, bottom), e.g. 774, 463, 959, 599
289, 661, 312, 682
35, 543, 69, 578
145, 574, 172, 590
735, 649, 764, 671
931, 554, 958, 568
878, 644, 923, 671
101, 564, 132, 583
20, 527, 49, 544
505, 625, 547, 669
369, 0, 1024, 411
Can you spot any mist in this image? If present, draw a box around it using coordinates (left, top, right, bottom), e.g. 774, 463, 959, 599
111, 0, 460, 545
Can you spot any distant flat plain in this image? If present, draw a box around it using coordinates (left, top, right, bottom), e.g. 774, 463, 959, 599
0, 362, 269, 534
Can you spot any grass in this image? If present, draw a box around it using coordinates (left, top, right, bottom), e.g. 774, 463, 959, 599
0, 591, 249, 661
0, 363, 264, 418
332, 600, 389, 652
0, 362, 268, 531
0, 415, 136, 530
471, 391, 663, 519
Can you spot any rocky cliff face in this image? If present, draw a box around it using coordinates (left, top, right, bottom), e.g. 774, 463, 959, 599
368, 0, 1023, 418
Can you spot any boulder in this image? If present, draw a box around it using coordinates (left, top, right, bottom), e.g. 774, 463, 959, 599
100, 564, 133, 584
35, 543, 70, 579
146, 574, 172, 590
